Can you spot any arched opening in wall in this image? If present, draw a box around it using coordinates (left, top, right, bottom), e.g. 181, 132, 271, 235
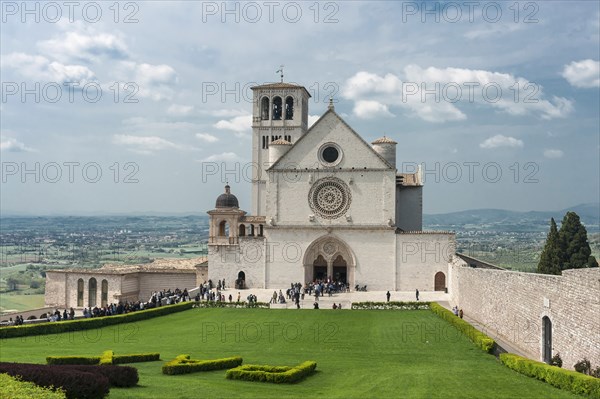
261, 97, 269, 120
313, 255, 327, 282
236, 271, 246, 289
542, 316, 552, 363
434, 272, 446, 291
332, 255, 347, 284
258, 224, 264, 236
272, 96, 282, 120
77, 278, 84, 307
285, 96, 294, 120
239, 224, 246, 237
249, 224, 255, 236
218, 221, 229, 237
88, 278, 97, 307
101, 279, 108, 307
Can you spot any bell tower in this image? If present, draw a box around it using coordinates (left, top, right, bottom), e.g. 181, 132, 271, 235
250, 81, 311, 215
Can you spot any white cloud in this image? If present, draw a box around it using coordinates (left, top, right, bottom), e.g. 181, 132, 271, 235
353, 100, 394, 119
0, 138, 37, 152
113, 134, 184, 154
167, 104, 193, 116
479, 135, 524, 149
1, 52, 95, 83
214, 115, 252, 136
200, 152, 242, 162
308, 115, 320, 127
543, 149, 564, 159
562, 59, 600, 88
196, 133, 219, 143
38, 31, 128, 63
342, 66, 573, 123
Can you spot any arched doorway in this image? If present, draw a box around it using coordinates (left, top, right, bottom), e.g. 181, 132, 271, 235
434, 272, 446, 291
313, 255, 327, 281
542, 316, 552, 363
236, 271, 246, 289
303, 235, 355, 286
332, 255, 347, 284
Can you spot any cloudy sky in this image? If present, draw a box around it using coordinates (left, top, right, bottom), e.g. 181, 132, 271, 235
1, 1, 599, 215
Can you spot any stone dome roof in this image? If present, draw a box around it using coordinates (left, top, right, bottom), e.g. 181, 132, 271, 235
372, 136, 397, 145
270, 138, 292, 145
215, 185, 239, 208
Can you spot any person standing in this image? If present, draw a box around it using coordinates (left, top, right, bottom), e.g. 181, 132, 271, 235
386, 291, 391, 302
459, 309, 463, 319
415, 289, 419, 301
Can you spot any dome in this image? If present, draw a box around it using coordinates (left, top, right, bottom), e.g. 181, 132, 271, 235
215, 185, 239, 208
372, 136, 397, 145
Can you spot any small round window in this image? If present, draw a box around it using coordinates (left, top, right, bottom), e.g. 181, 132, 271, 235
318, 143, 342, 166
322, 146, 339, 163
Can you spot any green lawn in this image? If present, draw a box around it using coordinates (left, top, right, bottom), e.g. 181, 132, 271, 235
0, 308, 580, 399
0, 294, 45, 314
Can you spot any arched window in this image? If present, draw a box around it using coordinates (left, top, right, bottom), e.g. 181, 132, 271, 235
272, 97, 282, 120
239, 224, 246, 237
285, 96, 294, 120
261, 97, 269, 120
88, 277, 97, 307
434, 272, 446, 291
77, 278, 84, 307
258, 224, 264, 236
101, 279, 108, 307
542, 316, 552, 363
219, 221, 229, 236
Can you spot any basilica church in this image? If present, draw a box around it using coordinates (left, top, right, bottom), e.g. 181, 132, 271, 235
206, 81, 455, 291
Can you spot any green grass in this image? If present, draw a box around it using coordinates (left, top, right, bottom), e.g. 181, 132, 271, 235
0, 308, 581, 399
0, 294, 45, 314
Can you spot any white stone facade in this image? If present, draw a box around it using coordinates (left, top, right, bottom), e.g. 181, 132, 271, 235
208, 82, 451, 292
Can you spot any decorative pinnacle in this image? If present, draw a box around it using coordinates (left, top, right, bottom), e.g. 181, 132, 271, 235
328, 96, 334, 110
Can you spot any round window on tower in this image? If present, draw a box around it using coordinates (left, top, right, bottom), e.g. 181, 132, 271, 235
318, 143, 343, 167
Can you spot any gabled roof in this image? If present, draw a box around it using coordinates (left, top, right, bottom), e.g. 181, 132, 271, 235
268, 108, 395, 170
251, 82, 311, 97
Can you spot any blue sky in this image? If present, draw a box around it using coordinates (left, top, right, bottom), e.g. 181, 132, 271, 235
1, 1, 599, 215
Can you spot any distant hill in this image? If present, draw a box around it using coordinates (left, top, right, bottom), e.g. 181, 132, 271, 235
424, 203, 599, 232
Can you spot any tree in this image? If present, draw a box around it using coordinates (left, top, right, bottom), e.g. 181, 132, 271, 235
537, 218, 562, 275
558, 212, 598, 270
6, 277, 19, 291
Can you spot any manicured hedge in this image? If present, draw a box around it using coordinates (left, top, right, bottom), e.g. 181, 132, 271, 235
0, 373, 67, 399
55, 365, 139, 388
0, 362, 110, 399
351, 301, 430, 310
500, 353, 600, 399
429, 302, 496, 353
47, 351, 160, 365
0, 301, 195, 339
226, 361, 317, 383
162, 355, 243, 375
193, 302, 270, 309
46, 356, 101, 365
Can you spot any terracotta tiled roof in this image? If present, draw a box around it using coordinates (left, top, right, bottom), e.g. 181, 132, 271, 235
372, 136, 398, 144
270, 139, 292, 145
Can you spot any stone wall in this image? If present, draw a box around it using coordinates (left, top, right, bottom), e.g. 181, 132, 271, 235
396, 232, 455, 291
449, 258, 600, 370
138, 272, 197, 301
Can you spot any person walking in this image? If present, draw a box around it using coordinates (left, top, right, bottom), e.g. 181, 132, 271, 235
415, 289, 419, 301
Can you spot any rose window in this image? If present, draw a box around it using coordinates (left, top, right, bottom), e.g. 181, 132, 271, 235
308, 178, 351, 219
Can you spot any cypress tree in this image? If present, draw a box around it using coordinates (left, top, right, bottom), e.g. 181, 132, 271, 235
537, 218, 562, 275
558, 211, 598, 270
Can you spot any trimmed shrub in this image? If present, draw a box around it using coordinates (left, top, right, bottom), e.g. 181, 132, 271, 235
192, 301, 270, 309
0, 373, 67, 399
46, 356, 101, 365
500, 353, 600, 399
226, 361, 317, 383
351, 301, 430, 310
55, 365, 139, 388
429, 302, 496, 353
0, 301, 195, 339
113, 352, 160, 364
99, 350, 113, 366
0, 362, 110, 399
162, 355, 243, 375
47, 351, 160, 366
